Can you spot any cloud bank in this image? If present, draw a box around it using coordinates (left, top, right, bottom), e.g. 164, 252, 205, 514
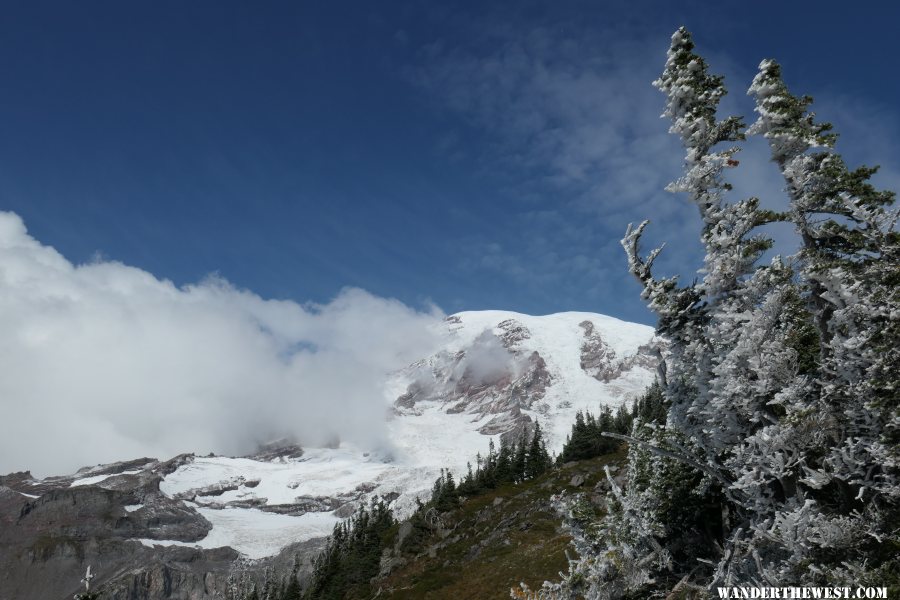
0, 212, 444, 477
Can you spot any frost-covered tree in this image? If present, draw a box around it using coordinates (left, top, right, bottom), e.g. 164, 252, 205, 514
619, 26, 806, 588
517, 27, 899, 599
623, 26, 783, 453
746, 59, 900, 582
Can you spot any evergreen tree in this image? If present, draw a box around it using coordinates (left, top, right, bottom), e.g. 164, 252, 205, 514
457, 460, 478, 496
612, 404, 631, 435
745, 59, 900, 584
304, 498, 394, 600
429, 469, 459, 512
558, 401, 638, 463
525, 420, 551, 479
260, 567, 273, 600
632, 380, 667, 425
479, 440, 498, 489
559, 411, 590, 462
519, 27, 899, 599
496, 437, 514, 483
512, 432, 528, 482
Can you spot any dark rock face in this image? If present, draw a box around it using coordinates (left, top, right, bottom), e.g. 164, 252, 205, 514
94, 541, 324, 600
496, 318, 531, 348
395, 320, 552, 435
579, 320, 660, 383
1, 467, 210, 599
0, 459, 325, 600
246, 440, 304, 462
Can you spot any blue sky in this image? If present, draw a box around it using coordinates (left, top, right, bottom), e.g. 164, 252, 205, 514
2, 1, 899, 325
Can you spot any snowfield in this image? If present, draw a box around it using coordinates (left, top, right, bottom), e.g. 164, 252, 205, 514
70, 469, 143, 487
138, 507, 341, 560
139, 310, 656, 559
160, 447, 400, 505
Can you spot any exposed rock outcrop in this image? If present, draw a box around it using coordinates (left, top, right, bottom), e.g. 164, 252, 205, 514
396, 320, 552, 427
0, 458, 326, 600
579, 320, 660, 383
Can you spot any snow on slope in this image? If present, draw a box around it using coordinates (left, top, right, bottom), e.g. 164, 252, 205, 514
148, 310, 657, 559
160, 447, 399, 504
386, 310, 656, 478
138, 507, 341, 559
70, 469, 143, 487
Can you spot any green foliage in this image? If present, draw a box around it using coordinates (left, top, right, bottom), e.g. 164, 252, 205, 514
525, 421, 551, 479
631, 380, 667, 426
455, 422, 552, 499
558, 409, 617, 463
557, 384, 665, 464
782, 289, 821, 377
303, 498, 395, 600
289, 420, 565, 600
626, 423, 721, 568
280, 574, 301, 600
386, 454, 623, 599
430, 469, 459, 513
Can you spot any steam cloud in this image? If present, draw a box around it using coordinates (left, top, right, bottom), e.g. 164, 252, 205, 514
0, 212, 444, 477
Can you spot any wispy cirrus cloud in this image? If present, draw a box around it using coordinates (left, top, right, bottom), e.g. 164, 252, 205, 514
409, 23, 701, 317
409, 18, 900, 320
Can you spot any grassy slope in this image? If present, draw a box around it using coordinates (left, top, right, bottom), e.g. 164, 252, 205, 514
365, 450, 626, 600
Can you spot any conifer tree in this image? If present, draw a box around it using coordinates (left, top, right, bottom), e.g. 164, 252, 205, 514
558, 406, 630, 463
745, 60, 900, 583
281, 574, 301, 600
496, 437, 514, 483
304, 498, 394, 600
525, 420, 550, 479
512, 433, 528, 482
519, 27, 899, 599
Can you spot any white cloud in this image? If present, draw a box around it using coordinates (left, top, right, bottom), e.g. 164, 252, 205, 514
0, 212, 444, 477
455, 330, 518, 385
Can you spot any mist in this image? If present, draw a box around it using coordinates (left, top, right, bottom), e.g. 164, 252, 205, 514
0, 211, 445, 477
455, 330, 521, 385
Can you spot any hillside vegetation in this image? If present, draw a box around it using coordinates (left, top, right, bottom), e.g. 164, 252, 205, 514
364, 451, 626, 600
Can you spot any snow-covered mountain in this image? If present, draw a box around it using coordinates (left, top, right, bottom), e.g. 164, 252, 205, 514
0, 310, 658, 598
388, 311, 658, 476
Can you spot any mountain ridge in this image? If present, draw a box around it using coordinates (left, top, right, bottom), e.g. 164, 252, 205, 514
0, 309, 659, 599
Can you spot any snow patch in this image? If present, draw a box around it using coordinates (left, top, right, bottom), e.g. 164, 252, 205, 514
160, 446, 398, 506
135, 508, 341, 560
70, 469, 143, 487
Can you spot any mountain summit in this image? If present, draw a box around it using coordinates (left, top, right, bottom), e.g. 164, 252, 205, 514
0, 310, 657, 599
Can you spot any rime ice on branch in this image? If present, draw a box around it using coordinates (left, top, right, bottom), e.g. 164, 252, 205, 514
520, 27, 900, 600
